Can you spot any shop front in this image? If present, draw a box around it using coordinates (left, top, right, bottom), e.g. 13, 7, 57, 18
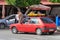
0, 0, 18, 19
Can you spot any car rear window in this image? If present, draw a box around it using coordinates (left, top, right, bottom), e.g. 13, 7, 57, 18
40, 17, 54, 23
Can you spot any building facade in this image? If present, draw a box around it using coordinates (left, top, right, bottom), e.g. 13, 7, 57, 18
0, 0, 17, 19
0, 0, 49, 19
2, 0, 59, 19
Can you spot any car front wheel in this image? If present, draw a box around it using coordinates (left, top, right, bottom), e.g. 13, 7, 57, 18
12, 27, 18, 34
36, 28, 42, 35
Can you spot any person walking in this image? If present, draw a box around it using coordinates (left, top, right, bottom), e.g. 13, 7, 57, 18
15, 11, 23, 23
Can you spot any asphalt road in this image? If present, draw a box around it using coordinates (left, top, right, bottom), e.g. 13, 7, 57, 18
0, 29, 60, 40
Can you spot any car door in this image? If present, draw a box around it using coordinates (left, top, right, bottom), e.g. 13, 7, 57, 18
23, 18, 39, 32
19, 18, 31, 32
6, 15, 15, 26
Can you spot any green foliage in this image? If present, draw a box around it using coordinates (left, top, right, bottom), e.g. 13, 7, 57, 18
6, 0, 16, 5
49, 0, 60, 3
6, 0, 40, 7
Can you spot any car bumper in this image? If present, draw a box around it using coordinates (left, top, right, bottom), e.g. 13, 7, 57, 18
42, 28, 56, 32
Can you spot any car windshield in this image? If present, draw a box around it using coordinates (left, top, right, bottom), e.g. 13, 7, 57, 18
41, 17, 54, 23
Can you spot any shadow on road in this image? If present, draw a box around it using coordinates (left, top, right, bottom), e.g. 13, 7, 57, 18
0, 29, 9, 30
16, 32, 60, 36
0, 29, 60, 36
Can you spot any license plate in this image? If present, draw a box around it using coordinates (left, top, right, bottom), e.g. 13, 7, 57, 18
49, 29, 54, 31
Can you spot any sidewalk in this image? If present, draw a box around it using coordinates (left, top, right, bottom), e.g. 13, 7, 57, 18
56, 27, 60, 32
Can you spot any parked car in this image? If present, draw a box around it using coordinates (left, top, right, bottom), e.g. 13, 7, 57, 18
0, 14, 16, 29
10, 17, 56, 35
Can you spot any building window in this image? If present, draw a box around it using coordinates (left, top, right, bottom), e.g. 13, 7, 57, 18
0, 5, 2, 19
5, 5, 17, 17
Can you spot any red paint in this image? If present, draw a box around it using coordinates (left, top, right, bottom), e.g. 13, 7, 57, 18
10, 17, 56, 33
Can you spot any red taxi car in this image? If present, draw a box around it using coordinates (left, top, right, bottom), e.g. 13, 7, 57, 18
10, 17, 56, 35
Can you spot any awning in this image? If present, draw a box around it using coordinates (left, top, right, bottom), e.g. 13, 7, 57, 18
0, 1, 8, 5
41, 1, 60, 5
30, 4, 51, 10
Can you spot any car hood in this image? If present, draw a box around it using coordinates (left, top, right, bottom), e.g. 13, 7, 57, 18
0, 19, 5, 22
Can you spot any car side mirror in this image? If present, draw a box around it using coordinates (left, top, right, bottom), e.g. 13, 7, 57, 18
6, 20, 9, 22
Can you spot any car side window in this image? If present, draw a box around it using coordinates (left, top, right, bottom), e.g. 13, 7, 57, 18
29, 18, 39, 24
22, 18, 30, 23
30, 20, 35, 24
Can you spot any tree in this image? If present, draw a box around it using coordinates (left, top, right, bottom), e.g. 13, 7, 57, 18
49, 0, 60, 3
6, 0, 40, 23
6, 0, 40, 11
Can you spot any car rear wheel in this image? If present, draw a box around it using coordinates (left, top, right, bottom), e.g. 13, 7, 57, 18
48, 32, 54, 35
0, 23, 5, 29
12, 27, 18, 34
36, 28, 42, 35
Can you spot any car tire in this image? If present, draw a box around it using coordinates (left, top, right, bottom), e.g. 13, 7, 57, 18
0, 23, 5, 29
12, 27, 18, 34
48, 32, 54, 35
36, 28, 42, 35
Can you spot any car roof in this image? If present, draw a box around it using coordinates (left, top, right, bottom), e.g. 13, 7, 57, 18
5, 14, 16, 19
9, 14, 16, 16
7, 14, 16, 17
